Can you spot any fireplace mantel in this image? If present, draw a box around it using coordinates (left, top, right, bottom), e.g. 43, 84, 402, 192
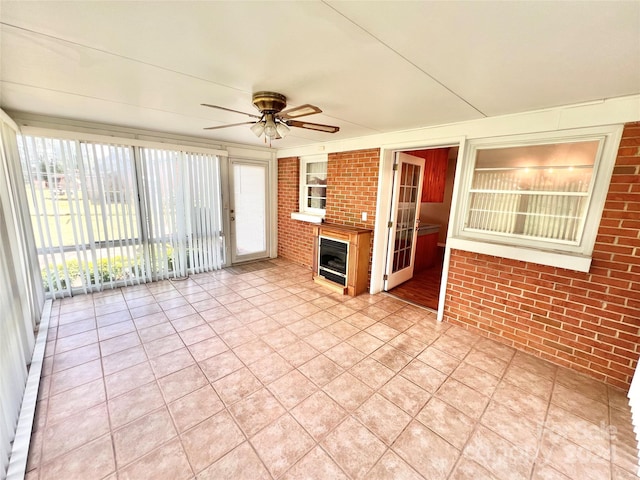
311, 224, 372, 296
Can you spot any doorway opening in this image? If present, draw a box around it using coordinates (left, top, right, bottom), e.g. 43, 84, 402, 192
384, 145, 458, 311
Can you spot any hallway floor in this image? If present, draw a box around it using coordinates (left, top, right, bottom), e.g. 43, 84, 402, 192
388, 262, 444, 310
28, 259, 639, 479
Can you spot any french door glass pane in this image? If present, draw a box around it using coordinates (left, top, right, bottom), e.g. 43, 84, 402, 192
392, 163, 419, 273
233, 163, 266, 257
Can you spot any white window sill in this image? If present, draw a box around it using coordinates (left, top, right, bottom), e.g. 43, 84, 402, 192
448, 237, 592, 272
291, 212, 324, 224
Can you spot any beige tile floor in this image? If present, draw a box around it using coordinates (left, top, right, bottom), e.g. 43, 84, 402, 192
26, 259, 639, 480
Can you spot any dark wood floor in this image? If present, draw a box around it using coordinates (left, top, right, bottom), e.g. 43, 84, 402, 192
388, 251, 444, 310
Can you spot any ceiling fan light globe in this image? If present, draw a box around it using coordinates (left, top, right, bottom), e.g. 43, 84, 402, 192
276, 122, 290, 138
264, 115, 278, 138
250, 122, 265, 137
264, 125, 277, 138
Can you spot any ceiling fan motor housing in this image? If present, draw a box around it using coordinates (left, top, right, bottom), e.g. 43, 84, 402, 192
252, 91, 287, 114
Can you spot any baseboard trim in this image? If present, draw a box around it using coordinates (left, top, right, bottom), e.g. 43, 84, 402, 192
6, 299, 53, 480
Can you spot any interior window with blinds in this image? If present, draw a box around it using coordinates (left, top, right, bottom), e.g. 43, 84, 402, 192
464, 140, 600, 245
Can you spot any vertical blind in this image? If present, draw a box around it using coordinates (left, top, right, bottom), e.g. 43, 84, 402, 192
1, 114, 43, 480
183, 151, 224, 273
19, 137, 145, 296
138, 148, 224, 280
18, 136, 224, 296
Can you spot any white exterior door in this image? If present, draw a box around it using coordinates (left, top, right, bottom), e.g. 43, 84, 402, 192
230, 159, 269, 263
384, 152, 425, 290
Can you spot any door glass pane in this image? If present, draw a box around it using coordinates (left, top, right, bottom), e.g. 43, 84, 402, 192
392, 163, 419, 273
233, 163, 266, 256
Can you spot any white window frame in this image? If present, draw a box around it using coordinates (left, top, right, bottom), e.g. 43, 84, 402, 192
449, 125, 624, 272
292, 154, 328, 223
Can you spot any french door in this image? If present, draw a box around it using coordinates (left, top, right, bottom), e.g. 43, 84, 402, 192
229, 159, 270, 263
384, 152, 425, 290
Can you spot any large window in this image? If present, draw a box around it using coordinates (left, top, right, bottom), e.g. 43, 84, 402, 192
451, 126, 623, 271
18, 134, 225, 296
299, 154, 328, 216
19, 136, 144, 295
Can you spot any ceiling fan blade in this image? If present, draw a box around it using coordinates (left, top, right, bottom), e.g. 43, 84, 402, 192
279, 104, 322, 119
201, 103, 261, 119
286, 119, 340, 133
203, 121, 255, 130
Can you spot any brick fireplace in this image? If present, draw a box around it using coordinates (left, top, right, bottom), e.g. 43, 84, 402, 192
277, 148, 380, 277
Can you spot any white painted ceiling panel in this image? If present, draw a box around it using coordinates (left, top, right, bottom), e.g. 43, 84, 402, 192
328, 1, 640, 116
1, 1, 638, 148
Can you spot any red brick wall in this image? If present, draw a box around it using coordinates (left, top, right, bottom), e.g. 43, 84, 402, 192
277, 149, 380, 275
326, 149, 380, 284
277, 157, 315, 267
325, 149, 379, 229
444, 122, 640, 389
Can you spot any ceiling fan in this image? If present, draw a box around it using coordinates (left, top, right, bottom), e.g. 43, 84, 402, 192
202, 91, 339, 142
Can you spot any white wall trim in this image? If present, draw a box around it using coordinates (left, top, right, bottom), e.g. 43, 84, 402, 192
290, 212, 324, 224
20, 126, 230, 156
0, 109, 20, 133
437, 246, 453, 322
436, 136, 468, 321
276, 94, 640, 159
7, 111, 275, 159
369, 149, 394, 294
5, 300, 52, 480
448, 237, 593, 272
269, 152, 279, 259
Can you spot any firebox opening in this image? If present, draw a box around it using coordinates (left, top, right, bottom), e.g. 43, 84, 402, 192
318, 236, 349, 286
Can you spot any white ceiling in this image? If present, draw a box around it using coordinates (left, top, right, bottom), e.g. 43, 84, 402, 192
1, 1, 639, 149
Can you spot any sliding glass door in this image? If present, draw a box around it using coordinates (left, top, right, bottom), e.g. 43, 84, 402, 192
18, 135, 224, 296
138, 148, 224, 279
